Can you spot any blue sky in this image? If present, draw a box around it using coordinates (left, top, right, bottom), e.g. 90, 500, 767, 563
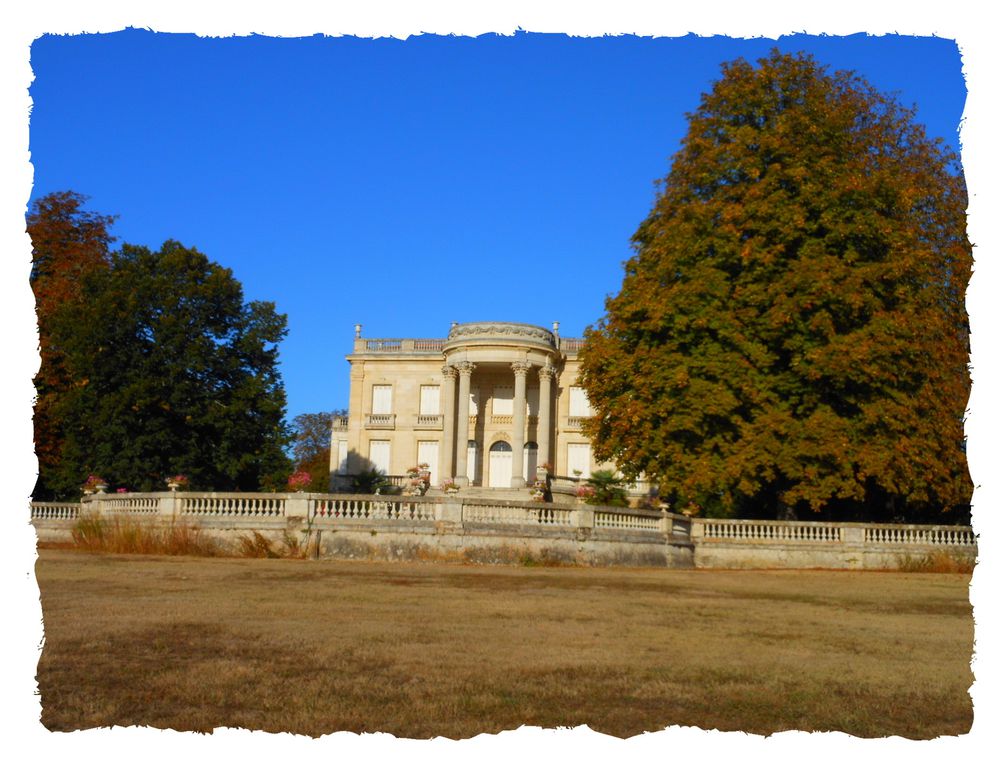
28, 31, 967, 421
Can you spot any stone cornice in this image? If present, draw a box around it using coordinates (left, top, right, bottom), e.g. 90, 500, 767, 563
447, 322, 556, 348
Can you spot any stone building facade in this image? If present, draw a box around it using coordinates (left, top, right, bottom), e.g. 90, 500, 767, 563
330, 321, 608, 489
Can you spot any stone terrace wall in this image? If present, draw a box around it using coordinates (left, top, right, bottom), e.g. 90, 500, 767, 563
31, 493, 976, 570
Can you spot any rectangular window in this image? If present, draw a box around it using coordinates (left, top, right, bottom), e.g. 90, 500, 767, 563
567, 443, 591, 477
371, 385, 393, 415
419, 385, 440, 415
493, 385, 514, 415
469, 389, 480, 416
369, 440, 391, 474
569, 387, 593, 417
336, 440, 348, 474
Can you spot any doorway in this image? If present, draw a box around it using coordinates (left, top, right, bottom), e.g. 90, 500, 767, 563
488, 440, 512, 488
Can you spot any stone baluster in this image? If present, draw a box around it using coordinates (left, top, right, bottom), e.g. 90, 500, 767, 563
511, 361, 531, 488
440, 365, 458, 485
536, 364, 555, 472
454, 361, 476, 485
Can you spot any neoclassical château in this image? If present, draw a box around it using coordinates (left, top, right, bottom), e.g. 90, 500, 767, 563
329, 321, 610, 490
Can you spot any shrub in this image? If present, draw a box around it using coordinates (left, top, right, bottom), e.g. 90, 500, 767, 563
70, 514, 220, 556
584, 470, 628, 507
897, 550, 976, 574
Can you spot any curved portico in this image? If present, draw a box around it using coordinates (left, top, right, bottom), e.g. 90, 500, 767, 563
441, 322, 559, 488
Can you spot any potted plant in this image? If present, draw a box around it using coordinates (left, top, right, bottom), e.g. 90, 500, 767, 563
441, 479, 460, 495
166, 474, 190, 491
82, 475, 107, 495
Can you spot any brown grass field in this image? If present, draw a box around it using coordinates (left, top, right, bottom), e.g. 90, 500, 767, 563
34, 548, 974, 739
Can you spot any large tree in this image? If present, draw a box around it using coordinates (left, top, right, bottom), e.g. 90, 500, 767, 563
41, 236, 291, 496
29, 192, 116, 499
578, 51, 971, 522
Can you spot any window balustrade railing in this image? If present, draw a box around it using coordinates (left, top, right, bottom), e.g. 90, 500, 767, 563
364, 413, 396, 429
415, 414, 444, 429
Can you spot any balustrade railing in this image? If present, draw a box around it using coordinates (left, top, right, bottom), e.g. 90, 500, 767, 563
180, 494, 286, 518
98, 496, 160, 515
560, 337, 586, 353
31, 501, 80, 520
359, 338, 445, 353
595, 510, 662, 531
364, 413, 396, 429
413, 339, 445, 351
864, 525, 977, 547
699, 519, 843, 543
311, 496, 436, 522
415, 414, 444, 429
365, 339, 402, 351
30, 493, 976, 561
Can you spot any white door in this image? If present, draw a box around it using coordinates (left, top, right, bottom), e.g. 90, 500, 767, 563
417, 441, 438, 484
523, 442, 538, 481
489, 441, 512, 488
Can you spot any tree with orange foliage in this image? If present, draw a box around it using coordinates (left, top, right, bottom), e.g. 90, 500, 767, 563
290, 410, 346, 492
29, 192, 115, 499
578, 51, 971, 522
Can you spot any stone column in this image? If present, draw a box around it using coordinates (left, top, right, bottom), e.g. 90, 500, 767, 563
536, 364, 555, 472
454, 361, 476, 485
511, 361, 531, 488
439, 365, 458, 486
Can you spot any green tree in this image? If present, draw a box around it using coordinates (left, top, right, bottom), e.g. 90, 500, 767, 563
578, 51, 971, 522
47, 239, 291, 496
28, 192, 115, 499
290, 410, 346, 492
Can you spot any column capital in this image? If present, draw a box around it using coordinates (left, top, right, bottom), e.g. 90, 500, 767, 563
538, 363, 556, 380
441, 365, 458, 380
455, 361, 476, 376
511, 361, 532, 377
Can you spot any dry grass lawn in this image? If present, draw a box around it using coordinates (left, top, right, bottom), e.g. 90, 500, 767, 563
35, 548, 973, 739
